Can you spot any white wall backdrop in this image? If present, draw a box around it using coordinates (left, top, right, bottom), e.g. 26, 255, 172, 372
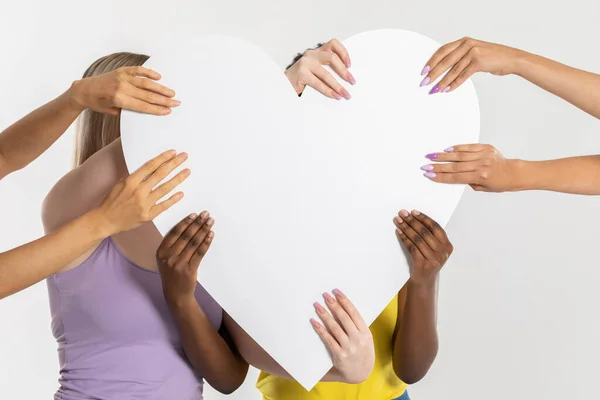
0, 1, 599, 399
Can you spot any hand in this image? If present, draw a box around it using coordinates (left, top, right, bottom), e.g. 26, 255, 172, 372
285, 38, 355, 99
420, 37, 526, 94
156, 212, 215, 307
311, 289, 375, 384
68, 66, 180, 116
422, 144, 518, 192
394, 210, 453, 288
95, 150, 190, 236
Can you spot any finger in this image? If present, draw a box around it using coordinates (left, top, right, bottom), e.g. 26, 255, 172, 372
169, 211, 209, 256
446, 62, 479, 92
426, 40, 472, 86
149, 168, 190, 202
150, 191, 185, 219
435, 55, 472, 93
128, 85, 181, 108
115, 95, 172, 115
143, 152, 189, 189
322, 292, 359, 336
421, 38, 463, 77
121, 66, 162, 81
321, 38, 351, 68
314, 301, 349, 347
129, 150, 178, 184
331, 289, 369, 332
421, 160, 480, 174
303, 71, 342, 100
395, 210, 436, 259
316, 50, 354, 85
425, 150, 484, 163
130, 76, 176, 98
180, 216, 214, 264
189, 230, 215, 266
312, 64, 351, 99
395, 226, 425, 262
158, 213, 196, 252
400, 210, 441, 252
411, 211, 450, 244
310, 318, 342, 355
424, 171, 482, 185
443, 144, 488, 153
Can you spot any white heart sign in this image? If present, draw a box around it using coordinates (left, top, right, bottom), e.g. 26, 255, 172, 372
121, 29, 479, 390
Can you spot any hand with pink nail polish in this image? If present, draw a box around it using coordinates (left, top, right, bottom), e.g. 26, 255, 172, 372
421, 143, 520, 192
311, 289, 375, 384
284, 38, 355, 100
419, 37, 526, 94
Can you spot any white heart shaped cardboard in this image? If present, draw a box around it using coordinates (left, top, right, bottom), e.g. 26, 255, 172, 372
121, 29, 479, 390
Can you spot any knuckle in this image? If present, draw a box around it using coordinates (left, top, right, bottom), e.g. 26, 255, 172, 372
419, 227, 430, 237
190, 239, 199, 248
480, 170, 490, 179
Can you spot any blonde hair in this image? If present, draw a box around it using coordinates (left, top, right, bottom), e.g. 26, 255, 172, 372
74, 52, 149, 166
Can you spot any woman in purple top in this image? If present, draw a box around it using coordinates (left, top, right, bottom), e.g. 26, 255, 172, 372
42, 51, 375, 399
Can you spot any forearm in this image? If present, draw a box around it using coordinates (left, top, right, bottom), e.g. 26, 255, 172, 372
509, 156, 600, 194
393, 280, 438, 384
0, 209, 107, 299
513, 52, 600, 119
168, 300, 248, 394
0, 86, 82, 179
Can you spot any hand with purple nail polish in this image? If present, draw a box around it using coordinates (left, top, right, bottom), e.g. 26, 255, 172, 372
419, 37, 525, 93
285, 38, 355, 100
421, 143, 519, 192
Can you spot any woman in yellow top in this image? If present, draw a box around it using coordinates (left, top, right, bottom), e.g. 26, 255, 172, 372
248, 39, 454, 400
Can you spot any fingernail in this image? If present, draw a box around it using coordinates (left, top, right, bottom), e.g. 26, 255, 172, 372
429, 85, 441, 95
341, 88, 351, 99
199, 210, 208, 218
444, 147, 454, 152
425, 153, 439, 159
166, 149, 177, 156
346, 58, 351, 68
412, 210, 421, 216
323, 292, 335, 304
177, 152, 188, 160
420, 76, 431, 87
189, 213, 197, 219
400, 209, 409, 218
347, 73, 356, 85
168, 90, 175, 96
313, 302, 325, 313
207, 231, 215, 238
206, 218, 214, 226
332, 91, 343, 100
424, 172, 437, 178
183, 168, 191, 176
421, 65, 431, 76
163, 108, 172, 115
172, 100, 181, 106
421, 164, 434, 171
310, 318, 321, 329
442, 86, 451, 93
332, 289, 346, 299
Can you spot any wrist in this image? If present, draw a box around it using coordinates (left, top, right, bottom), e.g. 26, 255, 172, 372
511, 50, 537, 78
507, 159, 537, 191
80, 208, 113, 242
407, 277, 436, 298
65, 80, 87, 113
165, 293, 198, 312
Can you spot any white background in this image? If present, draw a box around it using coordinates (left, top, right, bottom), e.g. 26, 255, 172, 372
0, 1, 599, 399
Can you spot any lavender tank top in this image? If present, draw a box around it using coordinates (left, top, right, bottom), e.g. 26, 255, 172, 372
46, 237, 223, 400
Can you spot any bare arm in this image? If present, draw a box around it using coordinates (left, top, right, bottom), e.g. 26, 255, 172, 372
0, 90, 81, 179
422, 37, 600, 119
391, 210, 453, 384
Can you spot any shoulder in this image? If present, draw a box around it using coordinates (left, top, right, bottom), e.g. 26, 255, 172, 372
42, 138, 128, 234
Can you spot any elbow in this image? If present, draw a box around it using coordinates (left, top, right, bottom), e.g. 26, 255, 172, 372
212, 375, 246, 395
392, 353, 438, 385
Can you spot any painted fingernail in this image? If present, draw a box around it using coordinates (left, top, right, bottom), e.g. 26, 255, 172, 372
429, 85, 441, 95
323, 292, 336, 304
421, 65, 431, 76
346, 58, 352, 68
444, 147, 454, 152
420, 76, 431, 87
332, 91, 343, 100
341, 88, 352, 99
442, 86, 451, 93
425, 153, 439, 159
314, 302, 326, 313
412, 210, 421, 216
400, 209, 409, 218
424, 172, 437, 178
332, 289, 346, 299
310, 318, 322, 329
421, 164, 434, 171
347, 73, 356, 85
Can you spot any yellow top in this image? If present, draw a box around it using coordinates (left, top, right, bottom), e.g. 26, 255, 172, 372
256, 294, 408, 400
